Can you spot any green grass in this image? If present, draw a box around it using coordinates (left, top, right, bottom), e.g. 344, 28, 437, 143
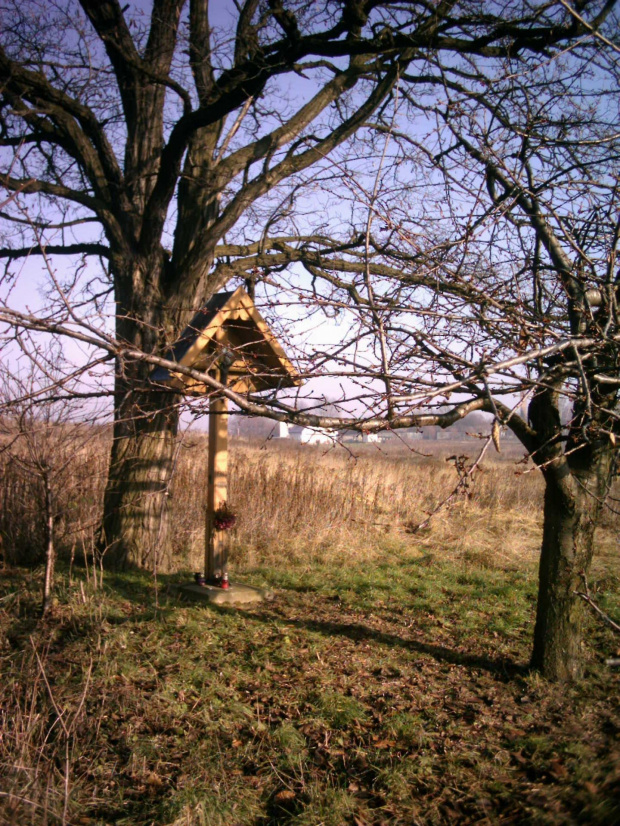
1, 552, 619, 825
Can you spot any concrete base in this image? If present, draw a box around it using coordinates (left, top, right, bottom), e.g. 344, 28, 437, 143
178, 581, 273, 606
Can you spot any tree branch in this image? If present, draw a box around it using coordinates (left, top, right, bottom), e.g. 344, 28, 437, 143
0, 242, 110, 260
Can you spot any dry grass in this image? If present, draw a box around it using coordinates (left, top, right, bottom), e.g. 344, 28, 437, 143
0, 426, 108, 568
1, 427, 618, 580
171, 436, 548, 573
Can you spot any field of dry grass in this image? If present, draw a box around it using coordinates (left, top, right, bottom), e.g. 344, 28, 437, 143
172, 435, 619, 577
1, 430, 619, 825
170, 436, 545, 570
1, 427, 617, 576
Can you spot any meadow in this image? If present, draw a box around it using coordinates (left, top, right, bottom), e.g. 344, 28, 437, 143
1, 432, 619, 824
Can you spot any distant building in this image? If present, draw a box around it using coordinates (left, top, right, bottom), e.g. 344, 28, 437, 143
230, 417, 332, 443
290, 425, 332, 445
274, 421, 289, 439
338, 430, 383, 444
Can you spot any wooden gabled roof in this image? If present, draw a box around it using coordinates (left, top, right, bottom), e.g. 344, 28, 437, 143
151, 286, 300, 394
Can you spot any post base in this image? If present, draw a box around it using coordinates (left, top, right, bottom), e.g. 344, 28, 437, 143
178, 580, 273, 605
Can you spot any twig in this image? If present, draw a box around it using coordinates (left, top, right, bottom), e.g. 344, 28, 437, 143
30, 638, 93, 825
407, 434, 493, 533
557, 0, 620, 56
575, 573, 620, 634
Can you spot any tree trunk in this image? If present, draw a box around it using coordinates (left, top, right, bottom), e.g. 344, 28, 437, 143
99, 239, 223, 570
531, 460, 612, 681
101, 387, 179, 570
100, 257, 181, 570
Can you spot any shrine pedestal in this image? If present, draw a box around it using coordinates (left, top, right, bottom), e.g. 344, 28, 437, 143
178, 580, 273, 606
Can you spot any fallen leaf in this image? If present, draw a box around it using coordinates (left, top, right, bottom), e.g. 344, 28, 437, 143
549, 759, 568, 779
274, 789, 296, 802
511, 750, 528, 765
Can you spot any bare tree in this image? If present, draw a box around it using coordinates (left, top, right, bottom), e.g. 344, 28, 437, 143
425, 45, 620, 682
253, 14, 620, 680
1, 0, 609, 569
0, 360, 97, 614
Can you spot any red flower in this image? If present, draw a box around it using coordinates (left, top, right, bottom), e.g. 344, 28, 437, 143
213, 503, 237, 531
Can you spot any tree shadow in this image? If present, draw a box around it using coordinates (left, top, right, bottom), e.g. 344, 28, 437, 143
244, 606, 528, 679
95, 571, 529, 679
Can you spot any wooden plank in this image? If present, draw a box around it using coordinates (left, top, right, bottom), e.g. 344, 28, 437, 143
179, 286, 246, 369
205, 394, 230, 582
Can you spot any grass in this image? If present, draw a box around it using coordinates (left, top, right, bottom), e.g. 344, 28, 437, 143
1, 547, 618, 825
1, 436, 619, 824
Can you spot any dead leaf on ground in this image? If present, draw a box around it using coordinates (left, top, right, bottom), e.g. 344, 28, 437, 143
274, 789, 296, 802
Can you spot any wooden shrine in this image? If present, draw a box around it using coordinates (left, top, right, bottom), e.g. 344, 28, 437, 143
151, 287, 299, 590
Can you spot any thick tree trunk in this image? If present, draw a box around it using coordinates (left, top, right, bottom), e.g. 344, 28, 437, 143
100, 256, 182, 570
531, 456, 613, 681
99, 240, 222, 570
101, 387, 179, 570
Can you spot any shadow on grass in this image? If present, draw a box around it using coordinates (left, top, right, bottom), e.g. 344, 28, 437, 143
244, 608, 528, 679
96, 570, 528, 679
2, 568, 184, 644
102, 569, 183, 603
2, 568, 527, 685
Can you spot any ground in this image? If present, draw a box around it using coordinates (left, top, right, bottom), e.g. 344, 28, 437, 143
1, 548, 619, 825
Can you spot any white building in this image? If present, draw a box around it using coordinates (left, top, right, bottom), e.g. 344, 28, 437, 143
339, 430, 383, 444
289, 425, 332, 445
274, 421, 289, 439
